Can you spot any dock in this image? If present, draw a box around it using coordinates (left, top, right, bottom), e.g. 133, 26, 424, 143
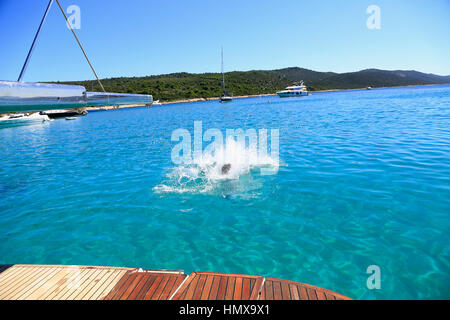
0, 265, 350, 300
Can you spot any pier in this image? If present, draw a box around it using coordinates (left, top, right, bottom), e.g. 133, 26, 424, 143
0, 264, 350, 300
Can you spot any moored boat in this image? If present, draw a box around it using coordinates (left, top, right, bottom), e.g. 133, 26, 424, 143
0, 112, 50, 126
220, 47, 232, 103
40, 109, 87, 119
277, 81, 309, 98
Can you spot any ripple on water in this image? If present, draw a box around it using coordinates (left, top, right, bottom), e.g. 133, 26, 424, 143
0, 86, 449, 299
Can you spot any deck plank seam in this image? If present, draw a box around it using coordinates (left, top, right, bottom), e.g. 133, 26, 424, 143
116, 273, 138, 300
203, 275, 214, 300
151, 275, 170, 300
159, 276, 178, 300
45, 268, 90, 300
131, 274, 154, 300
169, 272, 195, 300
256, 277, 266, 300
16, 267, 60, 300
1, 266, 48, 299
142, 274, 165, 300
128, 274, 153, 300
193, 275, 207, 300
84, 270, 117, 300
79, 269, 113, 300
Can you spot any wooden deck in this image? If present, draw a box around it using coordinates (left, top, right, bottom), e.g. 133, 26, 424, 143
260, 278, 349, 300
0, 265, 351, 300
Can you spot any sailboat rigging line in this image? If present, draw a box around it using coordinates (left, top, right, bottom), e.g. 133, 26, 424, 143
55, 0, 106, 94
18, 0, 55, 82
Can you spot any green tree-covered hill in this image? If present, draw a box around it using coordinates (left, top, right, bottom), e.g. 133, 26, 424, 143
58, 67, 450, 102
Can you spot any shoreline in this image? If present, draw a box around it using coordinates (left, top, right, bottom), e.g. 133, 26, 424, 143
1, 83, 447, 116
156, 83, 448, 106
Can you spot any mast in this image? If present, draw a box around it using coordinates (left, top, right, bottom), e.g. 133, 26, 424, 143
221, 46, 225, 96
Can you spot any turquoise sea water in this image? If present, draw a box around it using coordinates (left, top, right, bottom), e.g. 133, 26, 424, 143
1, 85, 449, 299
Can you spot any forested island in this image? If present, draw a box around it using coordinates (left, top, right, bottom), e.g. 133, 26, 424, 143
58, 67, 450, 102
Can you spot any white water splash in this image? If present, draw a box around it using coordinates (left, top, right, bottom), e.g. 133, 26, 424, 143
153, 138, 279, 194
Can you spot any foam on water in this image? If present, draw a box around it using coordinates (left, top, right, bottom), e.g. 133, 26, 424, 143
154, 138, 280, 194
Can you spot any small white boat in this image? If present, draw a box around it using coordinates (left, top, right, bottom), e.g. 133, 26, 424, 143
277, 81, 309, 98
220, 95, 232, 103
366, 86, 372, 90
65, 116, 77, 120
152, 100, 161, 106
0, 112, 50, 126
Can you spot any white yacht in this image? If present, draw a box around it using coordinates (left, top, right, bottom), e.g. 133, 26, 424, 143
277, 81, 309, 98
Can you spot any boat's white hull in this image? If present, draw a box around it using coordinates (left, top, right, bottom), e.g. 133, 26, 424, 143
220, 96, 232, 103
0, 113, 50, 126
277, 91, 309, 98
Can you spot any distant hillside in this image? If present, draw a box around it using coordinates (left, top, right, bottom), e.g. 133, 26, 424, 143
59, 67, 450, 102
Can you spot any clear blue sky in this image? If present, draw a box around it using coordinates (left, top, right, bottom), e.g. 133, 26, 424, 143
0, 0, 449, 82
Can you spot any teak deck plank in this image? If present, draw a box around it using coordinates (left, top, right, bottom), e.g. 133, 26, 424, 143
0, 266, 23, 282
125, 274, 150, 300
118, 273, 143, 300
158, 275, 178, 300
183, 274, 200, 300
42, 268, 80, 300
1, 267, 49, 299
170, 272, 196, 300
6, 267, 55, 300
148, 275, 170, 300
104, 272, 132, 300
171, 272, 264, 301
16, 267, 62, 300
27, 268, 75, 300
65, 269, 103, 300
208, 276, 220, 300
143, 274, 166, 300
290, 284, 300, 300
225, 277, 236, 300
216, 276, 228, 300
242, 278, 251, 300
280, 280, 291, 300
316, 290, 326, 300
200, 276, 214, 300
233, 277, 243, 300
132, 275, 157, 300
58, 269, 97, 300
0, 267, 39, 298
75, 270, 111, 300
265, 280, 274, 300
0, 265, 351, 300
170, 275, 188, 298
192, 275, 207, 300
273, 281, 282, 300
82, 269, 117, 300
113, 272, 137, 300
260, 278, 351, 301
298, 285, 309, 300
90, 270, 127, 300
